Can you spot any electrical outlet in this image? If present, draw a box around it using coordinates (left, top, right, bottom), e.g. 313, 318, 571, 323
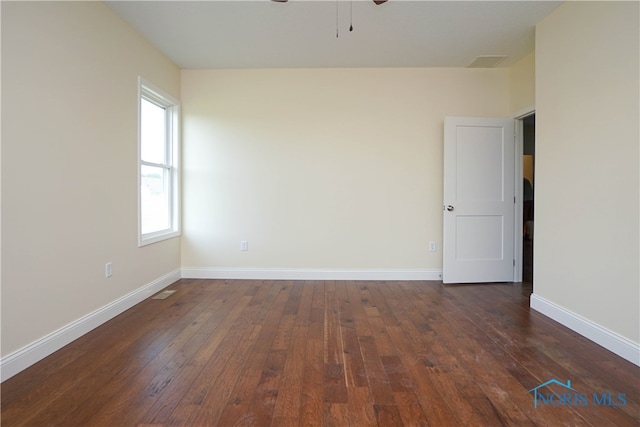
240, 240, 248, 251
105, 262, 113, 278
429, 241, 437, 252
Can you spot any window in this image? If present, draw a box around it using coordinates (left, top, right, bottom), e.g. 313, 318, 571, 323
138, 78, 180, 246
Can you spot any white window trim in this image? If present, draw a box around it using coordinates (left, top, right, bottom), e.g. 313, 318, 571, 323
138, 77, 181, 247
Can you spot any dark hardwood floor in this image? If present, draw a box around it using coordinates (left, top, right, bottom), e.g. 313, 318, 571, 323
2, 279, 638, 426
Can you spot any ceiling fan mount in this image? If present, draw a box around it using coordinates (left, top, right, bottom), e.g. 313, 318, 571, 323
272, 0, 388, 4
272, 0, 388, 37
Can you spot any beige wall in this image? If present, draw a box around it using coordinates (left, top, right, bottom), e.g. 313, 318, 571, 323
1, 2, 181, 356
509, 51, 535, 115
535, 1, 639, 343
181, 68, 510, 271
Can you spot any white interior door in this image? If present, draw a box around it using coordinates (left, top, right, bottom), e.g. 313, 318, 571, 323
443, 117, 515, 284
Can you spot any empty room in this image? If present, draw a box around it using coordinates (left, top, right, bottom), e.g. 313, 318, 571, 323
1, 1, 639, 426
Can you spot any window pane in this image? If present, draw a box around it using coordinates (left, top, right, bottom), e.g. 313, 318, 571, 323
141, 164, 170, 234
141, 98, 167, 164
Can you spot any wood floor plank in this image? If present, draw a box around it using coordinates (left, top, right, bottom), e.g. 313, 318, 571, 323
308, 280, 326, 341
348, 281, 373, 337
163, 292, 257, 425
249, 348, 287, 425
58, 315, 213, 427
270, 283, 312, 424
424, 288, 582, 426
374, 404, 404, 427
358, 335, 395, 406
366, 282, 400, 327
339, 281, 368, 388
384, 325, 467, 426
323, 401, 351, 427
380, 355, 414, 393
341, 327, 368, 388
346, 386, 378, 427
396, 283, 512, 426
218, 285, 300, 426
3, 282, 214, 426
2, 279, 638, 427
438, 283, 639, 426
271, 324, 309, 425
186, 324, 263, 426
295, 280, 314, 326
393, 391, 430, 427
199, 282, 288, 427
299, 338, 324, 427
454, 283, 640, 402
324, 280, 343, 366
323, 363, 348, 404
96, 295, 256, 426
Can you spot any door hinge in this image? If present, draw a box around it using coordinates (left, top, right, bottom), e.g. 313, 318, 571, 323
513, 259, 516, 266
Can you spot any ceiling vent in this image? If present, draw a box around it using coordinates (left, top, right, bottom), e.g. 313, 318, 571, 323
468, 55, 508, 68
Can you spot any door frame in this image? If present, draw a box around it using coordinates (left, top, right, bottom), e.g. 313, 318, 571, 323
513, 106, 535, 283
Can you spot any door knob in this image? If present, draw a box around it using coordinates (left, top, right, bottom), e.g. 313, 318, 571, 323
446, 205, 454, 212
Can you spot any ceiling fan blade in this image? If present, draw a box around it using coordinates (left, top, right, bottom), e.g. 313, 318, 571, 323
271, 0, 288, 2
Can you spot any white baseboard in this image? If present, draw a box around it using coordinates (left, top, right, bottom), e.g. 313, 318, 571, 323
530, 293, 640, 367
181, 267, 443, 281
0, 269, 181, 382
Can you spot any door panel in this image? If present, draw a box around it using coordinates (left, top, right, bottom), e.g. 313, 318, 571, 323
456, 215, 504, 260
443, 117, 515, 284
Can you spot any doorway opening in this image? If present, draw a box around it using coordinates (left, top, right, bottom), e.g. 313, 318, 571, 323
522, 114, 535, 283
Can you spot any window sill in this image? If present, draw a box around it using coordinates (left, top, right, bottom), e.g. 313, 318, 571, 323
138, 230, 181, 247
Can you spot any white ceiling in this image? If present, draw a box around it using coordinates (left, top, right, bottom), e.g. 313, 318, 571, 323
105, 0, 562, 69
